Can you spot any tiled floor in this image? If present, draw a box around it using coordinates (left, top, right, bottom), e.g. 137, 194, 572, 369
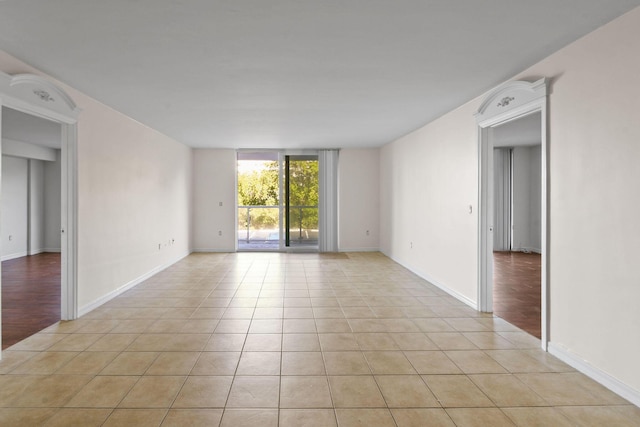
0, 252, 638, 426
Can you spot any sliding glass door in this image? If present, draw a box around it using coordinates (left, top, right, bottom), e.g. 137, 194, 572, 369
237, 151, 318, 251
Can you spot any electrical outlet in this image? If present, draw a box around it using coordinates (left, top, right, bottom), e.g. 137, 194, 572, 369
218, 230, 222, 236
410, 242, 413, 249
366, 230, 370, 236
158, 243, 161, 250
219, 201, 223, 207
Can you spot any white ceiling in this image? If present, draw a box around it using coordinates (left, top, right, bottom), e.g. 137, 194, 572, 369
1, 1, 638, 149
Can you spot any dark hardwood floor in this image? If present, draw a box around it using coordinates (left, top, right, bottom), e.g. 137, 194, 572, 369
1, 253, 61, 349
493, 251, 541, 339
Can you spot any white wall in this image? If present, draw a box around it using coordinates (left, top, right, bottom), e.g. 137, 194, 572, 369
0, 52, 193, 314
192, 149, 237, 251
1, 156, 28, 260
338, 148, 380, 251
28, 159, 45, 254
511, 146, 541, 253
380, 102, 479, 306
43, 151, 61, 251
380, 6, 640, 400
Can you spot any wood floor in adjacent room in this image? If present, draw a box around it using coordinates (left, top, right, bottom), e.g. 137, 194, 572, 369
1, 253, 61, 350
493, 251, 541, 339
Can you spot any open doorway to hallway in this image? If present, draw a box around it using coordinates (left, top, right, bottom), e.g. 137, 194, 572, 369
237, 151, 319, 251
491, 113, 542, 338
1, 107, 62, 349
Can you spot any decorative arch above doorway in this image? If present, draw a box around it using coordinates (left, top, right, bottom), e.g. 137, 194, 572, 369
0, 72, 80, 336
475, 78, 549, 349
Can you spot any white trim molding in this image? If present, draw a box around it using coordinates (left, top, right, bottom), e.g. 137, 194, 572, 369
548, 342, 640, 407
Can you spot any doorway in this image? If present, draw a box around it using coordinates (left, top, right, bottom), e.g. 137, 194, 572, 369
0, 72, 80, 355
491, 114, 542, 338
237, 151, 319, 251
476, 78, 549, 349
1, 107, 63, 349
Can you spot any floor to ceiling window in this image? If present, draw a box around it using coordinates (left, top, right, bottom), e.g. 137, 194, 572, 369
237, 151, 318, 251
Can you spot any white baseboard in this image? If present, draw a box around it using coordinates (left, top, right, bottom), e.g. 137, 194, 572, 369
1, 251, 28, 262
78, 251, 190, 317
386, 253, 477, 309
42, 248, 61, 253
191, 248, 235, 253
548, 342, 640, 407
339, 248, 380, 253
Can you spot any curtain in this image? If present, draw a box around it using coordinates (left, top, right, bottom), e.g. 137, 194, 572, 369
318, 149, 339, 252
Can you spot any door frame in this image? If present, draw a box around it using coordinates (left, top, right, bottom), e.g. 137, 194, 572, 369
0, 72, 80, 342
475, 78, 549, 350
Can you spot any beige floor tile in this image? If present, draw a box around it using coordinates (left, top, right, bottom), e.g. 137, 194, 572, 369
355, 333, 399, 350
557, 405, 640, 427
404, 351, 462, 375
516, 373, 614, 406
163, 334, 210, 351
364, 351, 416, 374
11, 375, 92, 407
444, 318, 491, 332
189, 307, 226, 318
85, 334, 138, 352
204, 333, 246, 351
119, 376, 185, 408
314, 318, 352, 333
335, 408, 396, 427
497, 332, 541, 349
161, 409, 224, 427
375, 375, 439, 407
391, 408, 455, 427
328, 376, 386, 408
446, 408, 515, 426
145, 352, 200, 375
280, 376, 333, 408
280, 409, 337, 427
427, 332, 479, 350
282, 352, 326, 375
180, 319, 219, 333
382, 319, 421, 333
191, 351, 240, 375
103, 409, 167, 427
502, 407, 575, 427
243, 333, 282, 351
319, 333, 360, 351
236, 352, 281, 375
0, 351, 38, 374
283, 318, 317, 333
66, 376, 138, 407
0, 408, 58, 426
391, 333, 438, 351
100, 351, 158, 375
223, 307, 255, 319
348, 319, 387, 333
284, 307, 314, 318
7, 333, 66, 351
422, 375, 494, 408
313, 307, 346, 319
249, 319, 283, 333
253, 307, 284, 319
11, 351, 78, 375
485, 350, 552, 373
146, 319, 188, 333
445, 350, 508, 374
56, 352, 118, 375
126, 334, 170, 351
215, 319, 251, 334
219, 409, 278, 427
43, 408, 112, 427
226, 376, 280, 408
520, 349, 574, 372
462, 332, 516, 350
469, 374, 547, 406
282, 333, 321, 351
413, 318, 457, 333
323, 351, 371, 375
172, 376, 233, 408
